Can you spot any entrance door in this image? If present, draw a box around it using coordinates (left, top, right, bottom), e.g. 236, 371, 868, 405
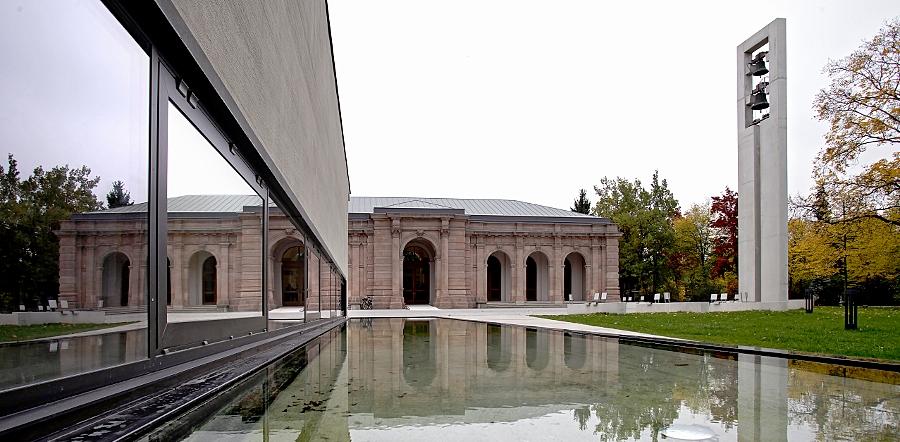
487, 255, 502, 302
281, 246, 305, 307
403, 246, 431, 305
526, 256, 537, 301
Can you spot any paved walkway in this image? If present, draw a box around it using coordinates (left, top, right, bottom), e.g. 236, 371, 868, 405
347, 308, 672, 339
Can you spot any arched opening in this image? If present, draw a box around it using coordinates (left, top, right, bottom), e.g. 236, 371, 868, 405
564, 252, 587, 302
280, 245, 305, 307
486, 323, 510, 372
201, 256, 217, 305
101, 252, 130, 307
188, 251, 217, 306
486, 251, 511, 302
526, 252, 549, 302
403, 240, 435, 305
564, 332, 587, 370
403, 320, 436, 388
525, 327, 549, 371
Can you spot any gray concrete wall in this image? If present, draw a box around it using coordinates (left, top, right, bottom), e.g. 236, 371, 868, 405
160, 0, 350, 275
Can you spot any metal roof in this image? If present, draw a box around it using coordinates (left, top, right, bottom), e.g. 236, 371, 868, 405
87, 195, 602, 221
93, 195, 263, 214
350, 196, 596, 219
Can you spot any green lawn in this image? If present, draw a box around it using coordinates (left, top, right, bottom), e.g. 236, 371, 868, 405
540, 307, 900, 361
0, 322, 132, 343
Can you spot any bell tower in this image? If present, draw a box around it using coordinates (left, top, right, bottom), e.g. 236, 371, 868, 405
736, 18, 787, 304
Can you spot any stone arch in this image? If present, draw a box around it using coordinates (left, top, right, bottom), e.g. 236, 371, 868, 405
564, 251, 587, 301
101, 252, 130, 307
486, 250, 511, 302
525, 251, 550, 302
188, 250, 218, 306
271, 236, 306, 308
402, 238, 437, 305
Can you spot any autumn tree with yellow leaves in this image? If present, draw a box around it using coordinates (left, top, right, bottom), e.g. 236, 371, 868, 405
792, 18, 900, 304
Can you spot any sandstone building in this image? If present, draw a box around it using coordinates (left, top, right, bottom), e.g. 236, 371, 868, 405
58, 196, 620, 311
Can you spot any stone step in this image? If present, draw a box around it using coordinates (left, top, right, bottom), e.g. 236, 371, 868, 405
478, 302, 561, 309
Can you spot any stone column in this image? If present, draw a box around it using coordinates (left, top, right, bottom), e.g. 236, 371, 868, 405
84, 239, 96, 308
591, 238, 602, 294
475, 239, 485, 304
440, 217, 450, 304
605, 236, 620, 299
391, 218, 401, 305
349, 238, 359, 305
360, 235, 368, 299
514, 234, 524, 303
551, 233, 561, 302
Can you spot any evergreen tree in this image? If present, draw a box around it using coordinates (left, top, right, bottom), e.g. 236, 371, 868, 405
571, 188, 591, 214
106, 180, 133, 208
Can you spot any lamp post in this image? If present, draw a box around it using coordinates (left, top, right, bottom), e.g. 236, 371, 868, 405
844, 287, 858, 330
804, 286, 814, 314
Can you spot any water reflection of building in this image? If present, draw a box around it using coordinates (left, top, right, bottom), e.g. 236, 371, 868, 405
175, 319, 900, 441
346, 318, 622, 419
58, 196, 622, 311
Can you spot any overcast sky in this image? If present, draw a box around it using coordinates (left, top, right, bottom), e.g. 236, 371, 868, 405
2, 1, 897, 212
328, 0, 899, 211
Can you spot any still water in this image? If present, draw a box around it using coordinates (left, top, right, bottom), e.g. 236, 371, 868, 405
168, 318, 899, 441
0, 329, 146, 390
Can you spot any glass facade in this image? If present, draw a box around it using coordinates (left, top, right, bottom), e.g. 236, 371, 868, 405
0, 0, 149, 386
0, 0, 345, 394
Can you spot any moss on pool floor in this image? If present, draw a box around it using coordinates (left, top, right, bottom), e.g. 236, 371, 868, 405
0, 322, 133, 343
539, 307, 900, 361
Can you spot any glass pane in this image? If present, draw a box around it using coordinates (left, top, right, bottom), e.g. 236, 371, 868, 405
268, 196, 307, 327
165, 101, 263, 342
0, 0, 149, 389
307, 247, 322, 320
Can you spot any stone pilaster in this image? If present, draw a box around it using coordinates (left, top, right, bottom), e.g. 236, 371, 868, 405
391, 218, 401, 307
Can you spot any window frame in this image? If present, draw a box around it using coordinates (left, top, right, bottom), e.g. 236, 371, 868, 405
0, 0, 348, 416
155, 60, 269, 351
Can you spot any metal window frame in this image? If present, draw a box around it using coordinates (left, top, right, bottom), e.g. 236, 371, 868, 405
0, 0, 347, 416
156, 59, 268, 351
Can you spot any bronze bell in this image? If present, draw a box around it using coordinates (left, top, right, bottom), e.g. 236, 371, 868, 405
748, 52, 769, 76
749, 91, 769, 110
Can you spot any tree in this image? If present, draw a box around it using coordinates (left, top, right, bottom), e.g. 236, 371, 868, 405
789, 215, 899, 305
106, 180, 133, 208
673, 203, 718, 300
593, 171, 679, 295
0, 154, 103, 311
808, 18, 900, 227
709, 187, 738, 294
571, 188, 591, 214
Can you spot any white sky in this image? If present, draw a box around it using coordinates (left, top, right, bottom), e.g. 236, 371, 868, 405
328, 0, 900, 211
167, 101, 257, 198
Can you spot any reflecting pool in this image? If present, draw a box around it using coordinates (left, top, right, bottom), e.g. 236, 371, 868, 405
0, 329, 146, 390
170, 318, 899, 441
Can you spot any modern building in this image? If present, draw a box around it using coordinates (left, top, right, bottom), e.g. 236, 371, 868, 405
0, 0, 351, 434
56, 196, 622, 312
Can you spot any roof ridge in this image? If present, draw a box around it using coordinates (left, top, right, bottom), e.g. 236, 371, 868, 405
380, 198, 456, 209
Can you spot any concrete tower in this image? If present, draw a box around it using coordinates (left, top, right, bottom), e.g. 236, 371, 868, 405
736, 18, 787, 303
